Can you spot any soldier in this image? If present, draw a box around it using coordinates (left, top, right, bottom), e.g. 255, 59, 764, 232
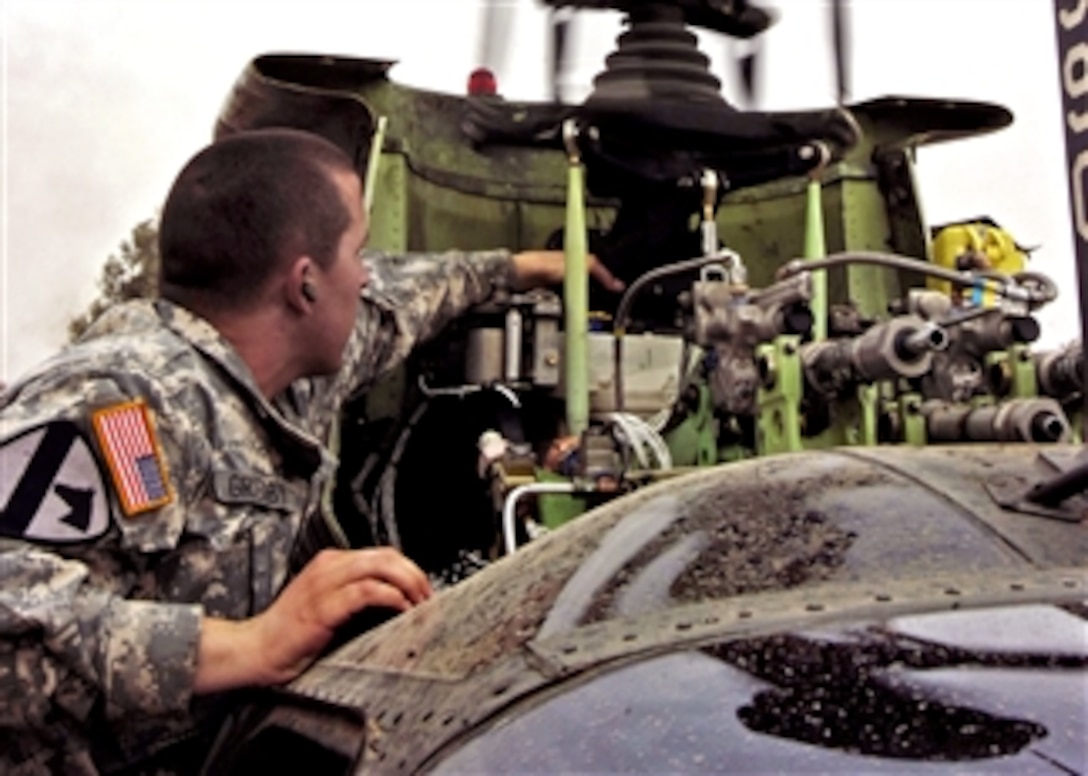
0, 128, 621, 774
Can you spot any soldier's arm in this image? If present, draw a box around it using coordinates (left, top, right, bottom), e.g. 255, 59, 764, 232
0, 545, 429, 728
338, 248, 513, 388
193, 547, 431, 693
0, 545, 202, 726
336, 248, 621, 395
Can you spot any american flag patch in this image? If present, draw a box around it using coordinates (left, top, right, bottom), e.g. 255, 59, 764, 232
90, 400, 173, 516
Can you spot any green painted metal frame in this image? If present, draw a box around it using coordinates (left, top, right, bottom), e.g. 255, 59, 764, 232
348, 75, 1067, 525
755, 336, 804, 455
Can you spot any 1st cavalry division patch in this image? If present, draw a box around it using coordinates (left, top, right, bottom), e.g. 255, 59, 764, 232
0, 421, 113, 542
91, 400, 174, 517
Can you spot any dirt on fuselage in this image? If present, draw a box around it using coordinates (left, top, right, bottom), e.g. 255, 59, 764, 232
582, 470, 859, 623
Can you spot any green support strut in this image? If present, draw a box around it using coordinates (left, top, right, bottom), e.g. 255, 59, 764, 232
563, 120, 589, 438
805, 146, 829, 341
756, 336, 804, 455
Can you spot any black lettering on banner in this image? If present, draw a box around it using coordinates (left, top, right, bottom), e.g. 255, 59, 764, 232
1055, 0, 1088, 435
1059, 0, 1088, 240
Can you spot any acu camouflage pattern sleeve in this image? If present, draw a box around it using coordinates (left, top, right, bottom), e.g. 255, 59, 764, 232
333, 248, 514, 400
0, 544, 202, 728
0, 342, 208, 732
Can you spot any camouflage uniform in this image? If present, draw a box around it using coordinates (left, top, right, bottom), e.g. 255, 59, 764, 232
0, 250, 513, 775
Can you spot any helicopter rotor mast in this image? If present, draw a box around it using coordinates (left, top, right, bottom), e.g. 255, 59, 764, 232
477, 0, 781, 104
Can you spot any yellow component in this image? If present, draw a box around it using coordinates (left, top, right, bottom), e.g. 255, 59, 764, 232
928, 220, 1027, 306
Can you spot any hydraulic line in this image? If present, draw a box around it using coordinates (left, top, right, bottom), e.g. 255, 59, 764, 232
503, 481, 585, 556
779, 252, 1058, 307
613, 251, 739, 411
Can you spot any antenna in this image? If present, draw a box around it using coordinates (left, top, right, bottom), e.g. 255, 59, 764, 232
830, 0, 851, 105
478, 0, 517, 91
551, 6, 574, 102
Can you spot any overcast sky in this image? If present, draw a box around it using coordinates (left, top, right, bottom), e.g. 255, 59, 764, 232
0, 0, 1078, 382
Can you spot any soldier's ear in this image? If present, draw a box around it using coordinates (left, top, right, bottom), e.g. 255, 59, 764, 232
286, 257, 316, 312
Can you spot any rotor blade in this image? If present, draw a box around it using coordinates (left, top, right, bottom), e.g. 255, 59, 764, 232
739, 53, 756, 106
741, 38, 762, 108
479, 0, 517, 79
831, 0, 851, 104
551, 7, 573, 103
729, 35, 762, 108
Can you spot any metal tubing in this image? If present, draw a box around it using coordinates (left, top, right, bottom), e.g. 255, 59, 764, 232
701, 168, 719, 258
363, 116, 387, 216
1036, 343, 1084, 398
504, 308, 522, 383
898, 322, 949, 358
1026, 457, 1088, 507
502, 481, 581, 556
612, 252, 735, 413
923, 399, 1071, 444
780, 252, 1058, 306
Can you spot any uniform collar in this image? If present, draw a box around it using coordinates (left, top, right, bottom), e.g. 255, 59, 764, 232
153, 299, 264, 395
153, 299, 327, 478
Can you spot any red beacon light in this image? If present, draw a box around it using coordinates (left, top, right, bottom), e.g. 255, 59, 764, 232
467, 67, 498, 96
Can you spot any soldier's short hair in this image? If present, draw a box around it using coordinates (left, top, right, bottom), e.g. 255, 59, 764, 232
159, 128, 356, 310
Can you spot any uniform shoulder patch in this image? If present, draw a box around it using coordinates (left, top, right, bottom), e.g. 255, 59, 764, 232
0, 421, 113, 542
91, 400, 174, 517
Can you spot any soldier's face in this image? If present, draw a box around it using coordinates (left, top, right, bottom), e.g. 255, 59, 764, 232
313, 169, 369, 373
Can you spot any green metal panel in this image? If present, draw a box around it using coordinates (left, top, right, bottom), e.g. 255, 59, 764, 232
805, 385, 878, 450
369, 152, 408, 252
664, 384, 718, 467
405, 174, 520, 251
899, 394, 927, 446
1007, 345, 1039, 399
718, 177, 809, 288
534, 469, 590, 529
874, 147, 931, 262
825, 173, 901, 319
356, 78, 615, 256
857, 383, 879, 445
843, 176, 894, 312
756, 336, 803, 455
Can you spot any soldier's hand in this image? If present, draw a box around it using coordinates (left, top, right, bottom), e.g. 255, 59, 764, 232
511, 250, 625, 293
195, 547, 431, 693
258, 547, 431, 682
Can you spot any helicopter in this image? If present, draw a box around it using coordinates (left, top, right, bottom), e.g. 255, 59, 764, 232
191, 1, 1088, 772
213, 0, 1085, 583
